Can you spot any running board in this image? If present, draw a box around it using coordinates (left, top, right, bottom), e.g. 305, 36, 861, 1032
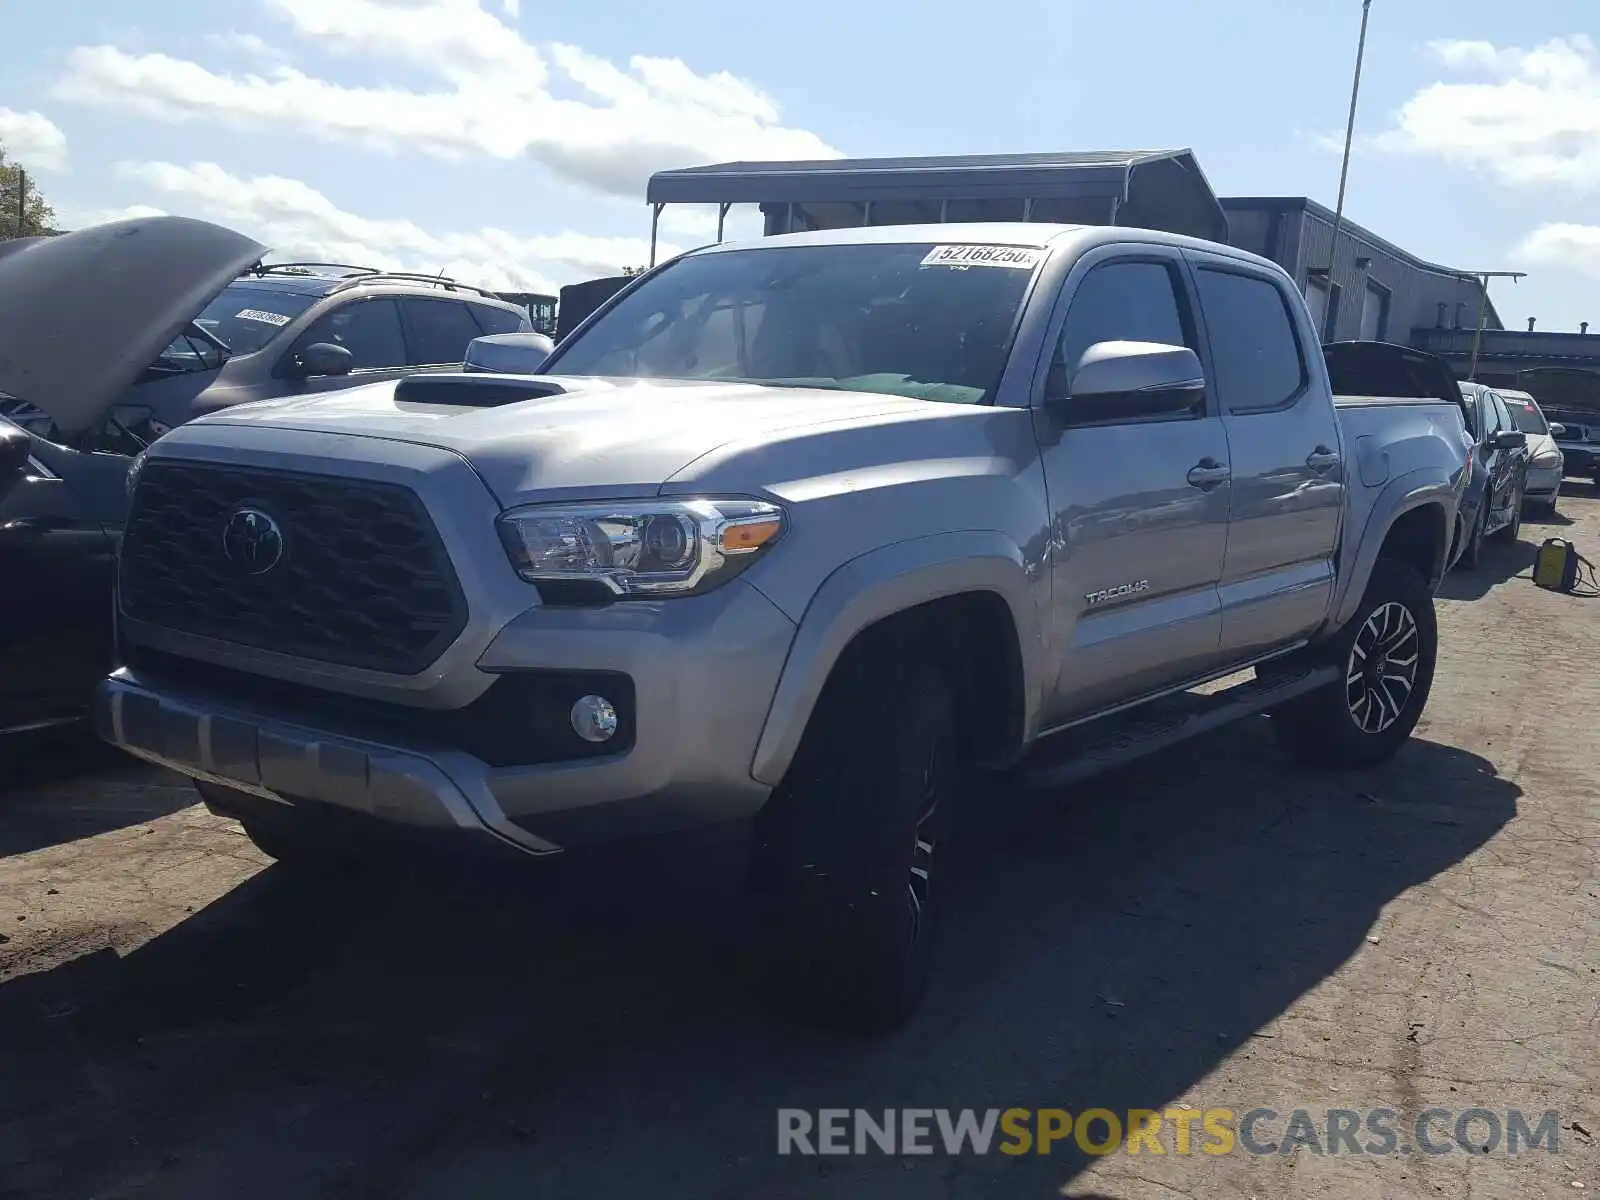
1020, 663, 1340, 791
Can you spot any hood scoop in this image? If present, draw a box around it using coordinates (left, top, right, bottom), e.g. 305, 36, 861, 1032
393, 372, 571, 409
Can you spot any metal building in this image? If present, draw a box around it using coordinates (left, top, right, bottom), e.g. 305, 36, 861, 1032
1219, 197, 1499, 347
1410, 325, 1600, 397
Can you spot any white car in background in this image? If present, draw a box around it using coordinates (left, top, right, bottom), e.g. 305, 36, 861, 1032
1500, 388, 1564, 516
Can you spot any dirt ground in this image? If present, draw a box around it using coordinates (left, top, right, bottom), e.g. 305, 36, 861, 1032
2, 490, 1597, 1200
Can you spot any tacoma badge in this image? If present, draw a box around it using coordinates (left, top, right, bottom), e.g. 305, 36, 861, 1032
1084, 580, 1151, 606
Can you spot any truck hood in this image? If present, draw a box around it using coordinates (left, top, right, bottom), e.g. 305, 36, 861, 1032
187, 375, 954, 502
0, 216, 266, 439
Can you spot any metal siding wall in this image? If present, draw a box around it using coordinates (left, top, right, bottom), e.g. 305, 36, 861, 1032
1222, 208, 1273, 256
1295, 210, 1492, 344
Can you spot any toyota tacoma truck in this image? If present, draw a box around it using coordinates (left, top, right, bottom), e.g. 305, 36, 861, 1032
23, 217, 1473, 1029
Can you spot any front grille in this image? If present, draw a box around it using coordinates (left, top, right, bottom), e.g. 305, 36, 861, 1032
125, 647, 635, 768
120, 460, 467, 674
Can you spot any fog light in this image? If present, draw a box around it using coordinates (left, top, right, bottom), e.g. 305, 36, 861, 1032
570, 694, 619, 743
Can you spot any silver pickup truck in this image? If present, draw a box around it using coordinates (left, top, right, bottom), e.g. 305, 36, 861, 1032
12, 217, 1472, 1029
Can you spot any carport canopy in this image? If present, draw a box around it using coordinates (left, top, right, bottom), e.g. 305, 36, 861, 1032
643, 148, 1229, 261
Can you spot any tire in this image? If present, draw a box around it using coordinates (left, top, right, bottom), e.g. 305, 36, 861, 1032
1491, 485, 1523, 542
1271, 559, 1437, 769
751, 655, 960, 1032
1458, 501, 1487, 570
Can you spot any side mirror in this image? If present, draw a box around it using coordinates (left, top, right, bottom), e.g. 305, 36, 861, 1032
1549, 422, 1567, 438
1489, 429, 1526, 450
462, 332, 555, 374
295, 341, 354, 378
1050, 340, 1205, 419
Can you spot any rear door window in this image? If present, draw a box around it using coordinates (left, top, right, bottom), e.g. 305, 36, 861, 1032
400, 298, 485, 366
1193, 267, 1308, 413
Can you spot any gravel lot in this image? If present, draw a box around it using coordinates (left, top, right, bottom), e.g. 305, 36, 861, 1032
2, 489, 1597, 1200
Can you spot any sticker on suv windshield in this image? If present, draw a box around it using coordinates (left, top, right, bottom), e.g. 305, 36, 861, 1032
921, 245, 1043, 270
235, 308, 293, 326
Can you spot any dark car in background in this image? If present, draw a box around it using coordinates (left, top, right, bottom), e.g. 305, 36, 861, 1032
0, 216, 533, 735
1548, 407, 1600, 485
1454, 381, 1530, 569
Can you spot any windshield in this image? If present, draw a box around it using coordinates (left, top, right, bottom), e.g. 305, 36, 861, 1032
144, 283, 318, 379
545, 242, 1044, 405
1502, 396, 1549, 436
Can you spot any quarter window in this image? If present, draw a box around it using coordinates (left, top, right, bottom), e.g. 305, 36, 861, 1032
401, 298, 487, 366
469, 303, 528, 336
290, 299, 406, 371
1195, 268, 1307, 413
1051, 260, 1193, 392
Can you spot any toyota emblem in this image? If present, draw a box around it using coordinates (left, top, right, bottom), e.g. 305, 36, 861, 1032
222, 508, 285, 575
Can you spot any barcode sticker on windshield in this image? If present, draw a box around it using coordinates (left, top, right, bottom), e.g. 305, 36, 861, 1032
920, 245, 1043, 270
236, 308, 292, 326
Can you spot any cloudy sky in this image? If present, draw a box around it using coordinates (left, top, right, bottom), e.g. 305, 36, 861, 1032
1, 0, 1597, 327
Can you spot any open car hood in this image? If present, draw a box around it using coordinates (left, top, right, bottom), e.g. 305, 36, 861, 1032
0, 217, 266, 439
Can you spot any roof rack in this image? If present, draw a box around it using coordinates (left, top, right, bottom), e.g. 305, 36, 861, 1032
249, 262, 380, 279
244, 261, 507, 301
325, 271, 504, 301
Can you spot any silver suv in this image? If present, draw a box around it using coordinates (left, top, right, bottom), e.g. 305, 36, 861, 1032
0, 222, 530, 470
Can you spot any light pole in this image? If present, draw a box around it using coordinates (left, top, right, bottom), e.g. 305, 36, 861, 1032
1462, 270, 1526, 381
1324, 0, 1373, 341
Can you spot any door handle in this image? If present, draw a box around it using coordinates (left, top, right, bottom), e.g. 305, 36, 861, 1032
1186, 458, 1231, 490
1305, 446, 1341, 472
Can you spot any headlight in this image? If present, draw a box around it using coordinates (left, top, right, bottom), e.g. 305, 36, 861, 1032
1532, 450, 1563, 468
496, 497, 786, 600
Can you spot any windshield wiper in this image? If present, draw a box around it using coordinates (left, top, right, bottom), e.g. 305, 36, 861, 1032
187, 320, 232, 363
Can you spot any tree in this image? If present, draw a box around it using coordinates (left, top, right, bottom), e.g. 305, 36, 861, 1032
621, 265, 646, 276
0, 141, 59, 240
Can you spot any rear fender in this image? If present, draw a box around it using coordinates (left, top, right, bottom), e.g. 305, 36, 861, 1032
750, 530, 1044, 786
1332, 470, 1456, 628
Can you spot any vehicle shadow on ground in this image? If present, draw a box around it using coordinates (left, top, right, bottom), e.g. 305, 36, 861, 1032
0, 721, 1517, 1200
1438, 534, 1538, 601
1523, 506, 1575, 529
0, 731, 192, 859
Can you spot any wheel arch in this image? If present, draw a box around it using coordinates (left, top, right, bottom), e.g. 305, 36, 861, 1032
1333, 473, 1455, 629
750, 531, 1043, 786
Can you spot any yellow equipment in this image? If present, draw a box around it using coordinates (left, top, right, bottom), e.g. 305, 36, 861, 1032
1532, 538, 1598, 595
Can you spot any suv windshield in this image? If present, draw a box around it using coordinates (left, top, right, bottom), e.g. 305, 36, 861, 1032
545, 242, 1045, 405
1503, 396, 1549, 436
145, 283, 318, 379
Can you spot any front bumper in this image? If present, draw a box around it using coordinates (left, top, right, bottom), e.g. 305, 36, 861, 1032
1525, 463, 1563, 500
96, 578, 798, 857
1558, 446, 1597, 478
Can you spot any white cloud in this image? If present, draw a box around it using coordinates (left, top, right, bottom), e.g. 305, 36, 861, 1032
502, 0, 519, 15
53, 0, 838, 200
656, 202, 766, 243
205, 32, 282, 60
1516, 222, 1600, 281
1374, 35, 1600, 188
0, 107, 69, 171
108, 160, 680, 293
